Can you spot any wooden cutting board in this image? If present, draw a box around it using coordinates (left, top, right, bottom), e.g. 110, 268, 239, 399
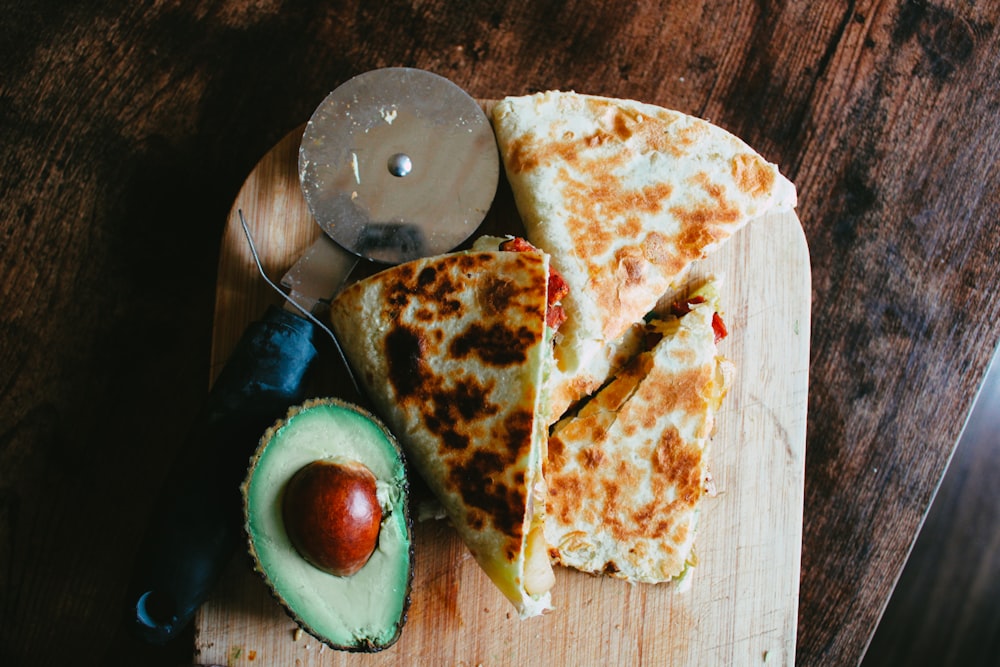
194, 108, 811, 666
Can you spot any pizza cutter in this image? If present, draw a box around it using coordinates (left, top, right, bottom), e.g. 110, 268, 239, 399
126, 68, 499, 644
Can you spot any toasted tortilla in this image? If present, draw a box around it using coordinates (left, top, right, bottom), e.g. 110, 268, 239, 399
328, 248, 555, 618
544, 287, 731, 584
491, 91, 795, 419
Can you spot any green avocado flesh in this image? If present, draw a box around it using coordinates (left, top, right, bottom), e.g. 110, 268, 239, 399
242, 398, 412, 652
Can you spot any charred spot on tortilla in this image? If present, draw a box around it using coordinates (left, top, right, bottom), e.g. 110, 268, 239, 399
480, 274, 521, 315
385, 326, 427, 399
450, 323, 539, 366
453, 448, 524, 539
417, 265, 438, 288
420, 376, 499, 454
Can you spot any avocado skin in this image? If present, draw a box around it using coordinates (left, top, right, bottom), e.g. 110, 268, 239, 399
242, 397, 413, 652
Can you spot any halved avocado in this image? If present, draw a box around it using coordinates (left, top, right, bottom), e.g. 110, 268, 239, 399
242, 398, 412, 652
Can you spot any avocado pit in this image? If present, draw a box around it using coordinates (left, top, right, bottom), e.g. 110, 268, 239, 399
283, 460, 382, 577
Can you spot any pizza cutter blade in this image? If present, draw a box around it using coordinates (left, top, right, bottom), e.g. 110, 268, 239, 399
299, 66, 499, 265
126, 68, 498, 645
278, 67, 499, 325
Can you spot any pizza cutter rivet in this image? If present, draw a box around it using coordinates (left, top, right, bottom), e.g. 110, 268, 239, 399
387, 153, 412, 177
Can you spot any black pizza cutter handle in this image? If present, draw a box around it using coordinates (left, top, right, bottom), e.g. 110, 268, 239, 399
124, 305, 319, 644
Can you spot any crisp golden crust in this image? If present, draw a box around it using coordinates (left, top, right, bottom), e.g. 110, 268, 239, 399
544, 301, 730, 583
329, 250, 553, 617
492, 91, 795, 420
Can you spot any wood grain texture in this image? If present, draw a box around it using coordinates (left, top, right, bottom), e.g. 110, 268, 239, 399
863, 349, 1000, 666
1, 2, 998, 666
195, 123, 810, 667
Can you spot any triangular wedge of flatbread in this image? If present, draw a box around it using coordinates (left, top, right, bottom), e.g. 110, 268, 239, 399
491, 91, 795, 419
544, 285, 732, 584
329, 247, 556, 618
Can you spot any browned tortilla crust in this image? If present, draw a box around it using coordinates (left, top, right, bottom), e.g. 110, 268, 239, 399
543, 301, 728, 583
492, 92, 795, 420
329, 250, 553, 615
502, 96, 780, 345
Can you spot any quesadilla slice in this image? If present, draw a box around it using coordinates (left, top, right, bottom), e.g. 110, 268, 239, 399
328, 244, 563, 618
544, 281, 732, 584
491, 91, 796, 419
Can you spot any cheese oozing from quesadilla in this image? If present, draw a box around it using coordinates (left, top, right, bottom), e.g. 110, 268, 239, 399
491, 91, 795, 420
328, 246, 560, 618
544, 284, 732, 584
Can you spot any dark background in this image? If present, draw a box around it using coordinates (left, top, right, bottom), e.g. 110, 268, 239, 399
2, 2, 998, 665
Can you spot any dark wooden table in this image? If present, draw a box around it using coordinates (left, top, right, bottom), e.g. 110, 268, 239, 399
1, 2, 997, 665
